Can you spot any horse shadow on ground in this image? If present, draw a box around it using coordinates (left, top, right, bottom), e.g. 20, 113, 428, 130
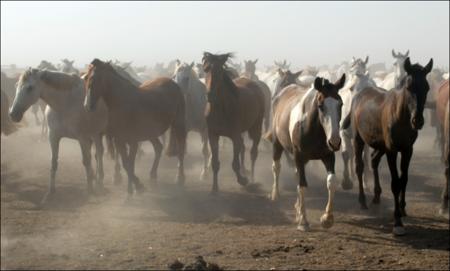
339, 215, 450, 252
1, 168, 93, 212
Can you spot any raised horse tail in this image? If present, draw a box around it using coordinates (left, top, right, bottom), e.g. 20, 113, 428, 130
166, 91, 187, 157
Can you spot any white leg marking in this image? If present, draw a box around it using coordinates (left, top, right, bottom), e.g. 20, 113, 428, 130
270, 160, 281, 201
296, 185, 309, 231
321, 173, 337, 229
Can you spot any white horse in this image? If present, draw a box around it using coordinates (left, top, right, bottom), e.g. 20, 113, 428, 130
339, 56, 377, 191
9, 69, 108, 205
379, 49, 409, 90
60, 59, 80, 75
173, 60, 211, 180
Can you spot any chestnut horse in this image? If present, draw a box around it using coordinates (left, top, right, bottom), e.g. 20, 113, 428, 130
435, 80, 449, 214
343, 57, 433, 235
267, 75, 345, 231
202, 52, 265, 193
84, 59, 186, 197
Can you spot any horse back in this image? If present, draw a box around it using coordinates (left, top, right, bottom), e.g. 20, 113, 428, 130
233, 77, 266, 129
436, 80, 449, 125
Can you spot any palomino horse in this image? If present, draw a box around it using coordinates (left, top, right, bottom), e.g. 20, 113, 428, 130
1, 89, 17, 136
84, 59, 186, 196
241, 59, 272, 133
267, 74, 346, 231
9, 69, 108, 204
379, 49, 409, 90
202, 52, 265, 192
173, 60, 211, 180
343, 57, 433, 235
435, 79, 449, 215
339, 56, 377, 191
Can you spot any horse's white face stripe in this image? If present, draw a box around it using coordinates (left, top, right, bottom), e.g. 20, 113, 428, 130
321, 97, 341, 148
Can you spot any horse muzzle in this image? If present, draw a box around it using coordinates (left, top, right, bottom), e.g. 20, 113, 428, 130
328, 138, 341, 152
9, 110, 23, 122
411, 116, 424, 130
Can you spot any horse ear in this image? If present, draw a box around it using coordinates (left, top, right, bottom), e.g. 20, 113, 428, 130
314, 77, 323, 91
392, 49, 398, 58
424, 58, 433, 74
335, 73, 346, 90
277, 68, 284, 77
404, 57, 412, 74
190, 62, 195, 68
176, 59, 181, 66
294, 70, 303, 78
253, 59, 258, 65
405, 50, 410, 57
364, 56, 369, 65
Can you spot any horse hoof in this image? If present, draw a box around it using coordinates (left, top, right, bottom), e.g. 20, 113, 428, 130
341, 181, 353, 190
297, 223, 310, 232
392, 226, 406, 236
400, 209, 407, 217
113, 174, 122, 186
135, 182, 146, 194
270, 191, 279, 202
372, 197, 381, 205
360, 203, 368, 210
237, 176, 249, 186
320, 213, 334, 229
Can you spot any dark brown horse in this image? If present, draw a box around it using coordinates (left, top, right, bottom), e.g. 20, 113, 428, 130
202, 52, 265, 193
435, 79, 449, 214
343, 57, 433, 235
267, 75, 346, 231
84, 59, 186, 196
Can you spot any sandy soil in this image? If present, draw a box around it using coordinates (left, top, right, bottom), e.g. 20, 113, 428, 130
1, 112, 449, 270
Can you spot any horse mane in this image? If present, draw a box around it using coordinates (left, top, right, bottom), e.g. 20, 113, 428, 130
38, 70, 81, 90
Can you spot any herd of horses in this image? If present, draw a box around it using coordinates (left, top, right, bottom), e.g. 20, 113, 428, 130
1, 50, 449, 237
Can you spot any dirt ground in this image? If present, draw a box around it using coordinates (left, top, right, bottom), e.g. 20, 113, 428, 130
1, 112, 449, 270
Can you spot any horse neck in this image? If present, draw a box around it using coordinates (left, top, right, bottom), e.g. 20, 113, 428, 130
394, 63, 406, 87
300, 90, 323, 137
101, 70, 139, 109
40, 82, 80, 112
391, 87, 414, 127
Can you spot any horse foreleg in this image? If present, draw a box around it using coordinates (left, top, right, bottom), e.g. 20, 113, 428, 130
294, 152, 309, 231
320, 153, 337, 229
209, 132, 220, 193
128, 142, 145, 193
79, 138, 95, 194
149, 137, 163, 184
441, 157, 449, 215
232, 135, 249, 186
113, 151, 122, 185
399, 147, 413, 217
354, 133, 368, 209
41, 131, 60, 205
270, 138, 283, 201
386, 151, 404, 236
249, 130, 261, 183
371, 149, 385, 204
200, 130, 211, 181
116, 142, 133, 196
93, 135, 105, 191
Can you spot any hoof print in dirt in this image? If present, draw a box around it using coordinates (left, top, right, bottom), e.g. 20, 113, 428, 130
251, 243, 314, 259
169, 256, 222, 271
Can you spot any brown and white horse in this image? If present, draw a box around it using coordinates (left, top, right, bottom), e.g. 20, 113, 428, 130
267, 74, 346, 231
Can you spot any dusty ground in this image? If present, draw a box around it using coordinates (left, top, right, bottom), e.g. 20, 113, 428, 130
1, 112, 449, 270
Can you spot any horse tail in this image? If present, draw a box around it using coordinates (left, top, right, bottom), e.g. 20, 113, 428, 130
105, 133, 116, 159
166, 89, 186, 157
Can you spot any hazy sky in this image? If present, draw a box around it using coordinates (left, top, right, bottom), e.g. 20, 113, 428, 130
1, 1, 449, 69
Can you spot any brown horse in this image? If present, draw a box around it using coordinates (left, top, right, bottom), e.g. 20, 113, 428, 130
1, 89, 17, 136
202, 52, 265, 193
435, 80, 449, 214
343, 57, 433, 235
267, 75, 346, 231
84, 59, 186, 196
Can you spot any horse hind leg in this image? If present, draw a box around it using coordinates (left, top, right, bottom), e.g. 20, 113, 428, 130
370, 149, 384, 204
149, 137, 163, 185
440, 158, 449, 215
209, 132, 220, 193
128, 142, 145, 193
232, 135, 249, 187
269, 138, 283, 201
340, 129, 353, 190
354, 133, 368, 209
248, 124, 262, 183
